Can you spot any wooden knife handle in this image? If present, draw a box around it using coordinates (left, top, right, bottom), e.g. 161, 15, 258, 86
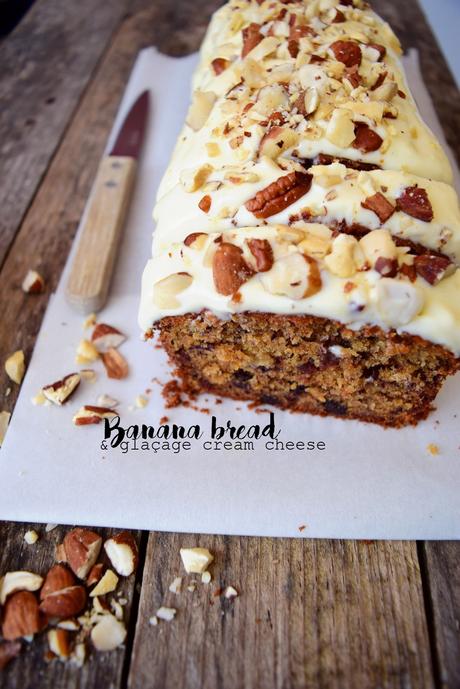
66, 155, 136, 314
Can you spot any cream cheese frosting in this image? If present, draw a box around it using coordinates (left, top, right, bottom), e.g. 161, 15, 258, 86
139, 0, 460, 356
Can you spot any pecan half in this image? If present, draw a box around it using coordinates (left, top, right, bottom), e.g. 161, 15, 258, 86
212, 243, 254, 295
414, 255, 451, 285
247, 239, 274, 272
361, 192, 395, 223
397, 186, 433, 222
352, 123, 383, 152
245, 172, 312, 219
242, 23, 263, 58
211, 58, 230, 75
330, 40, 361, 67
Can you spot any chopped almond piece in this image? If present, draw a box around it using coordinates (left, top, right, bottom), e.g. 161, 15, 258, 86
89, 570, 118, 598
91, 324, 126, 352
22, 269, 45, 294
73, 406, 117, 426
42, 373, 81, 406
101, 348, 129, 380
5, 350, 25, 385
76, 339, 99, 364
91, 615, 126, 651
104, 533, 139, 576
180, 547, 214, 574
0, 411, 11, 447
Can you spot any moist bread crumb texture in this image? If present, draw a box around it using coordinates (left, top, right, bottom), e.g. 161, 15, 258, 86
139, 0, 460, 427
157, 312, 459, 428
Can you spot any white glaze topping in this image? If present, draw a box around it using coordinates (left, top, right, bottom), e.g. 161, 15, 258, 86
139, 0, 460, 356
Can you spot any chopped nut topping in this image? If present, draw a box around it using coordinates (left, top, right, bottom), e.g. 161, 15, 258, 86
260, 253, 321, 300
397, 186, 433, 222
414, 255, 452, 285
211, 57, 230, 75
212, 243, 254, 295
245, 172, 312, 219
361, 192, 395, 223
247, 239, 274, 272
198, 194, 212, 213
352, 123, 383, 152
330, 40, 362, 67
242, 22, 263, 58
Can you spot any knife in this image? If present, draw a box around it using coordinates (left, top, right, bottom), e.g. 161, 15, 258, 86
66, 90, 150, 314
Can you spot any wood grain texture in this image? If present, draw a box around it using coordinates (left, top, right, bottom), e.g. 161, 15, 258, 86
0, 0, 132, 269
128, 534, 434, 689
421, 542, 460, 689
0, 2, 160, 418
0, 523, 143, 688
373, 0, 460, 168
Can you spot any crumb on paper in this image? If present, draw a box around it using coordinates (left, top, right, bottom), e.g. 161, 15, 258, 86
82, 313, 97, 330
162, 380, 183, 409
24, 529, 39, 545
427, 443, 440, 456
76, 339, 99, 365
96, 394, 119, 409
31, 390, 48, 406
298, 525, 307, 532
80, 369, 97, 383
159, 416, 169, 425
135, 394, 148, 409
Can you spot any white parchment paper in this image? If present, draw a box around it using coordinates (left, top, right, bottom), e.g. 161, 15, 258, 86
1, 48, 459, 539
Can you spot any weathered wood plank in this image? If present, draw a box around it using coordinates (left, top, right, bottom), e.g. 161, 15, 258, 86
128, 534, 434, 689
421, 542, 460, 689
0, 1, 164, 417
0, 0, 134, 269
373, 0, 460, 167
0, 522, 144, 688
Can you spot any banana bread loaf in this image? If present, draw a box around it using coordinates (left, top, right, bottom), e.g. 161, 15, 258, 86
139, 0, 460, 427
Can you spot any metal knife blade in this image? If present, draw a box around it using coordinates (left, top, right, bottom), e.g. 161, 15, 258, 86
110, 90, 150, 159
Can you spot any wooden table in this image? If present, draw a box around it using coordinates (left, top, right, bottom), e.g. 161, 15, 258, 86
0, 1, 459, 687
